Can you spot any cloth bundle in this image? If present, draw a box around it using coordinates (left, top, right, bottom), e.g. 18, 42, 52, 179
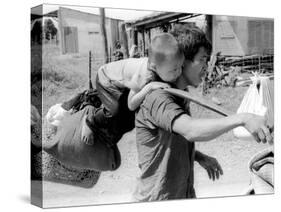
45, 89, 102, 127
233, 74, 274, 140
43, 105, 121, 171
46, 103, 71, 127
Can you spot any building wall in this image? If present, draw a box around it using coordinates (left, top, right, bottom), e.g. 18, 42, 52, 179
213, 15, 274, 56
58, 7, 123, 59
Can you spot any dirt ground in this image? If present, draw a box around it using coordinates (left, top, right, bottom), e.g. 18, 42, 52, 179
35, 131, 270, 208
33, 44, 273, 208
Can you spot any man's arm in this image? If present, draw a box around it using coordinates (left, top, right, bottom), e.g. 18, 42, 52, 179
172, 113, 272, 144
137, 89, 272, 144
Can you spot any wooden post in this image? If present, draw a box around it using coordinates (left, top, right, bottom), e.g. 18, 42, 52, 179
89, 51, 93, 90
205, 15, 213, 45
148, 29, 151, 44
120, 23, 129, 58
142, 30, 145, 56
133, 29, 138, 46
99, 8, 109, 63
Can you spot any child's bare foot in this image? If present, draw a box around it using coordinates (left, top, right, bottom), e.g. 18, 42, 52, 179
81, 116, 94, 145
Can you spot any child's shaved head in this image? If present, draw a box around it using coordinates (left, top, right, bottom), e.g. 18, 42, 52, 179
148, 33, 184, 82
149, 33, 183, 66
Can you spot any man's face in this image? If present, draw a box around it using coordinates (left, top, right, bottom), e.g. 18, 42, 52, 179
181, 47, 209, 87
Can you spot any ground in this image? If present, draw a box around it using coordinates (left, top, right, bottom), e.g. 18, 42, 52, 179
32, 44, 272, 208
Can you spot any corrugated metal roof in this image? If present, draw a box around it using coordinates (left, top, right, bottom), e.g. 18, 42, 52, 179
125, 12, 199, 30
125, 12, 171, 24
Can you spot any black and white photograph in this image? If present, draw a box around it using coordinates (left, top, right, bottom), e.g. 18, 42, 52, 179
30, 3, 274, 209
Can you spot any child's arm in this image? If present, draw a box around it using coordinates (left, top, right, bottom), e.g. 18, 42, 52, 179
128, 82, 171, 111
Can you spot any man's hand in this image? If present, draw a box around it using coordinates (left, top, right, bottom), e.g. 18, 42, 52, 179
195, 151, 223, 181
241, 113, 273, 145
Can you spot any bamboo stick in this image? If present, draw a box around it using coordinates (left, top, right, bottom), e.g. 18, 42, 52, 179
165, 88, 233, 116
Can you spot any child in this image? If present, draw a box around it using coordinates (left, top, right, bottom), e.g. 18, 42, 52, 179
82, 33, 184, 145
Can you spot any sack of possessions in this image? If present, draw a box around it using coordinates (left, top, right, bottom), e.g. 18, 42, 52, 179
233, 73, 274, 140
42, 88, 135, 172
45, 89, 102, 128
43, 104, 121, 171
61, 89, 102, 112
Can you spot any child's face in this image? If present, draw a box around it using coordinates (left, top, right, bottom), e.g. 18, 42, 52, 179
156, 56, 184, 83
181, 47, 209, 87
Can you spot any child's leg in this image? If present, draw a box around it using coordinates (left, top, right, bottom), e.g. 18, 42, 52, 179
81, 107, 97, 145
95, 75, 122, 119
114, 89, 135, 134
81, 106, 114, 145
81, 115, 95, 145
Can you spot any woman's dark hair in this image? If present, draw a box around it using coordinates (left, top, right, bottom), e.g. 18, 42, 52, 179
170, 24, 212, 61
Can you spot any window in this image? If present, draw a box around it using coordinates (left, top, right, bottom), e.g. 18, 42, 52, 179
88, 31, 99, 35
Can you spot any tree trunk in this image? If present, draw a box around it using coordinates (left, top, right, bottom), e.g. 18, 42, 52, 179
99, 8, 109, 63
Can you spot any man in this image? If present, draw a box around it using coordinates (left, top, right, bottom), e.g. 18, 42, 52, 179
133, 26, 273, 201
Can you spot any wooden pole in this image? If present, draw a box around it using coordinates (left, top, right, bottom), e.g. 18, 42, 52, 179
142, 30, 145, 56
120, 23, 129, 58
206, 15, 213, 45
89, 51, 93, 90
148, 29, 151, 44
133, 29, 138, 46
99, 8, 109, 63
165, 88, 233, 116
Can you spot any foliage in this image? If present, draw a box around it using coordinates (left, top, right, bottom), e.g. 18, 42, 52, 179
44, 19, 57, 40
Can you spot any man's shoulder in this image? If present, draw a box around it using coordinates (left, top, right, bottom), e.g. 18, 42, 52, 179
142, 88, 187, 112
137, 88, 186, 132
142, 89, 175, 107
147, 89, 173, 98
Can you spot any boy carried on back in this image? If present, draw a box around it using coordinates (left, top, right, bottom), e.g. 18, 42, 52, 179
82, 33, 184, 145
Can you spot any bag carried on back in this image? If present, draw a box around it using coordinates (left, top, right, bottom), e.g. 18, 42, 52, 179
43, 90, 121, 171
